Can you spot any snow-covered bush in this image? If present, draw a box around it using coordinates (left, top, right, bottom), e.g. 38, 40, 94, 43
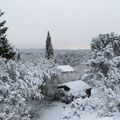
90, 33, 120, 77
63, 33, 120, 119
89, 33, 120, 89
0, 59, 30, 119
84, 33, 120, 116
0, 57, 60, 119
62, 86, 120, 120
62, 96, 98, 120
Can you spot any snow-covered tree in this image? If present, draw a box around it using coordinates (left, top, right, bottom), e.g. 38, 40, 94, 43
82, 33, 120, 116
40, 59, 60, 100
0, 57, 60, 119
45, 31, 54, 60
91, 33, 120, 56
0, 10, 16, 60
90, 33, 120, 77
63, 33, 120, 120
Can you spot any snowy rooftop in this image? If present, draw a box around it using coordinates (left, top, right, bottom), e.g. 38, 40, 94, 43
57, 65, 75, 73
58, 80, 91, 94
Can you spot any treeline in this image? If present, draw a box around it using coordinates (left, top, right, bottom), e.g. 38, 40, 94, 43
0, 10, 54, 62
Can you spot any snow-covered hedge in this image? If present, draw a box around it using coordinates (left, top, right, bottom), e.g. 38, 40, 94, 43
0, 58, 60, 120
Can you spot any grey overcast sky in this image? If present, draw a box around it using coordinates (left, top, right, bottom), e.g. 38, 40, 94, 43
0, 0, 120, 49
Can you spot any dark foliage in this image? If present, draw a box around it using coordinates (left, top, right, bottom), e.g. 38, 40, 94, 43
0, 10, 16, 60
45, 31, 54, 60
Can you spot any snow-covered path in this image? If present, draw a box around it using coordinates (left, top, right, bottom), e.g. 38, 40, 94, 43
28, 100, 68, 120
28, 100, 120, 120
39, 102, 67, 120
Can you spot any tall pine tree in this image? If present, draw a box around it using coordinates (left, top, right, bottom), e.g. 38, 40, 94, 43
0, 10, 15, 60
45, 31, 54, 60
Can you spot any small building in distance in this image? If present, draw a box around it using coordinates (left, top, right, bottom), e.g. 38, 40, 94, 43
58, 80, 92, 103
57, 65, 75, 73
57, 65, 75, 83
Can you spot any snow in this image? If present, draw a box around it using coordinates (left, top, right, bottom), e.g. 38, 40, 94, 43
58, 80, 91, 94
57, 65, 75, 72
1, 47, 120, 120
28, 100, 120, 120
39, 102, 67, 120
0, 58, 59, 119
81, 112, 120, 120
28, 100, 69, 120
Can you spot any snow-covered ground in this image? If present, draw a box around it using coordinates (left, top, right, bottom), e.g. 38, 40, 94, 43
27, 100, 68, 120
39, 102, 67, 120
27, 100, 120, 120
81, 113, 120, 120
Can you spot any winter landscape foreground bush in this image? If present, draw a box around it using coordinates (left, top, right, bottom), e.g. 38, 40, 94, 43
62, 33, 120, 120
0, 58, 60, 120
